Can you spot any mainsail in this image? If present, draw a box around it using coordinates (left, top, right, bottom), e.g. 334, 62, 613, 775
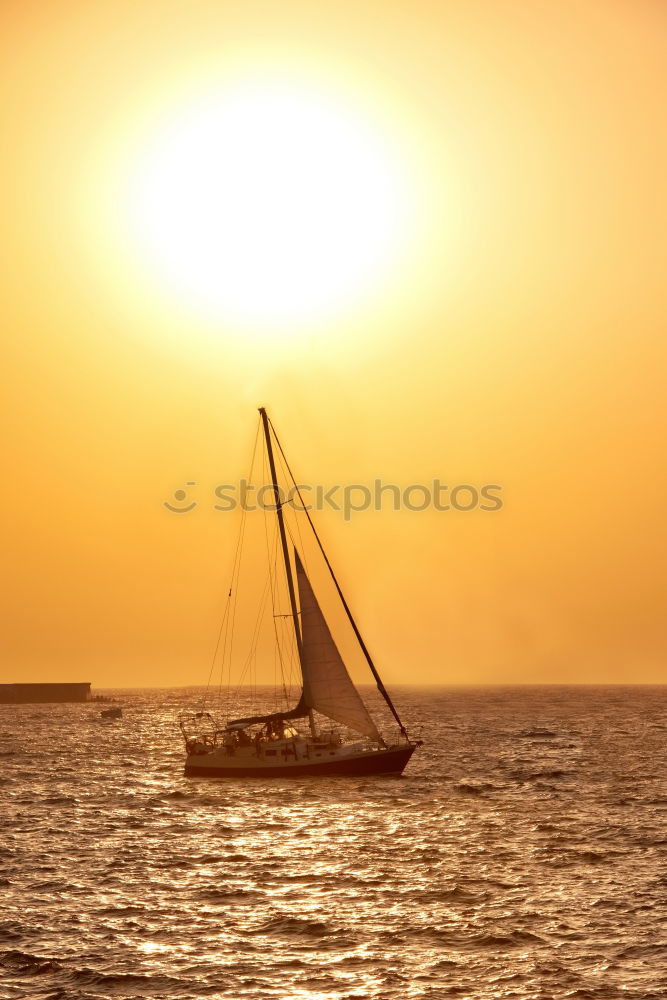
295, 551, 380, 741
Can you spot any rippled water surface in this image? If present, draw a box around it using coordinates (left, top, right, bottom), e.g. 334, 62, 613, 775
1, 686, 666, 999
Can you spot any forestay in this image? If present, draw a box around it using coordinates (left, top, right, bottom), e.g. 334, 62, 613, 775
295, 552, 381, 741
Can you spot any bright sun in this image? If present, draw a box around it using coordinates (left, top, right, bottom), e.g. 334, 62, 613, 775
128, 79, 412, 330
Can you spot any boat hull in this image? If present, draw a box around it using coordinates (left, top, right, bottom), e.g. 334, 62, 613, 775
184, 743, 416, 778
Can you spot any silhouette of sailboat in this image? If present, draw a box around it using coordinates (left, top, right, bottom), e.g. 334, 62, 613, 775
180, 408, 421, 777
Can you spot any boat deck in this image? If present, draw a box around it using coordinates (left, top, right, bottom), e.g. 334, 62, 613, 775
184, 736, 415, 777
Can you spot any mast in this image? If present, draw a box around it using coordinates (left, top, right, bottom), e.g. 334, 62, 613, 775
259, 408, 316, 738
267, 414, 411, 741
259, 408, 302, 659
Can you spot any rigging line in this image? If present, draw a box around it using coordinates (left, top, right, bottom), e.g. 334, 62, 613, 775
235, 570, 271, 691
264, 496, 291, 711
203, 425, 263, 714
237, 478, 274, 697
259, 408, 303, 667
219, 506, 245, 708
200, 596, 231, 713
283, 597, 301, 697
267, 505, 281, 703
261, 444, 279, 710
272, 529, 285, 714
261, 474, 275, 712
281, 616, 295, 694
232, 542, 266, 696
278, 516, 302, 691
260, 429, 298, 708
220, 506, 244, 707
261, 454, 279, 613
275, 550, 292, 709
275, 440, 310, 576
222, 414, 262, 709
253, 551, 274, 707
268, 414, 410, 739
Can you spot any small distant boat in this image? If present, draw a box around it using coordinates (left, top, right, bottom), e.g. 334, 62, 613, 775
180, 408, 421, 778
100, 707, 122, 719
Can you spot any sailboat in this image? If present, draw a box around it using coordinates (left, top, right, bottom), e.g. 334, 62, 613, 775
179, 408, 421, 777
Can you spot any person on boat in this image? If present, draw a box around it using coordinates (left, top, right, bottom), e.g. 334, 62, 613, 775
275, 720, 286, 740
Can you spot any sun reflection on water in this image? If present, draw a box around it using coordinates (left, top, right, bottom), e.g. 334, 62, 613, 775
1, 686, 665, 998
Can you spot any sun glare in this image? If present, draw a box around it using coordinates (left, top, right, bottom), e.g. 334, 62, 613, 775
127, 80, 412, 331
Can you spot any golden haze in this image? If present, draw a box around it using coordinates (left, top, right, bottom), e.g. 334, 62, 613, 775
1, 0, 665, 686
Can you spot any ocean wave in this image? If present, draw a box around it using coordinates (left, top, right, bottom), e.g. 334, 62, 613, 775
196, 887, 262, 901
455, 780, 497, 795
2, 685, 667, 999
518, 728, 558, 738
418, 885, 487, 903
253, 915, 337, 937
0, 949, 200, 993
510, 768, 571, 782
475, 930, 547, 948
0, 949, 65, 977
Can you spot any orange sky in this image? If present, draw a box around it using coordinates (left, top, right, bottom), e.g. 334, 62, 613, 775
1, 0, 666, 687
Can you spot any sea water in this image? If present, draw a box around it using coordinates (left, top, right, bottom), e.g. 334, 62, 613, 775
1, 686, 666, 999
